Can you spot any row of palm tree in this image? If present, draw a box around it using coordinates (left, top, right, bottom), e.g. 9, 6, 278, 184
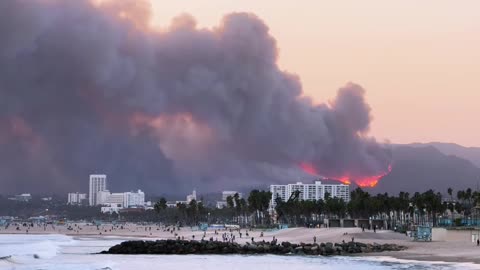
152, 189, 271, 227
274, 188, 460, 227
147, 187, 480, 228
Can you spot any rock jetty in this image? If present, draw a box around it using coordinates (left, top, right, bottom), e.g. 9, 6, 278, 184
101, 239, 406, 256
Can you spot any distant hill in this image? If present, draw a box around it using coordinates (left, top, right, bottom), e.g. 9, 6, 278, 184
372, 145, 480, 195
406, 142, 480, 167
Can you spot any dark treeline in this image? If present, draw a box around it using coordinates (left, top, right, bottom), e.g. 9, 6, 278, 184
2, 187, 479, 228
151, 190, 272, 227
275, 187, 480, 228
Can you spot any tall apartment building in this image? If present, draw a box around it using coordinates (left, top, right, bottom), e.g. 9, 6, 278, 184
67, 192, 87, 205
89, 174, 107, 206
270, 180, 350, 208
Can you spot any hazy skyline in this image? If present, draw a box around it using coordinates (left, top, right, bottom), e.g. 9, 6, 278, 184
150, 0, 480, 147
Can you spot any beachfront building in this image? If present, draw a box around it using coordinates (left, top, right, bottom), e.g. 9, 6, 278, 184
67, 192, 87, 205
96, 190, 124, 205
106, 192, 124, 205
166, 201, 178, 208
89, 174, 107, 206
269, 180, 350, 208
96, 190, 146, 212
101, 203, 123, 214
123, 190, 145, 208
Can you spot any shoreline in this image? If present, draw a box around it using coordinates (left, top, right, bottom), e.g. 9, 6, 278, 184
367, 252, 480, 265
2, 225, 480, 266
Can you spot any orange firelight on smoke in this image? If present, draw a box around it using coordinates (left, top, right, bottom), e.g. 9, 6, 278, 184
298, 163, 392, 187
299, 162, 319, 176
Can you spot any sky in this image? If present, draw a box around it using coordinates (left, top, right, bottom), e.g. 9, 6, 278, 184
149, 0, 480, 147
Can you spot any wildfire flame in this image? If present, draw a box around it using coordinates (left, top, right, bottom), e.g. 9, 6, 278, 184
299, 162, 392, 187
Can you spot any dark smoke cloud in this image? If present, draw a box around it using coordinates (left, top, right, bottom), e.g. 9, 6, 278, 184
0, 0, 391, 195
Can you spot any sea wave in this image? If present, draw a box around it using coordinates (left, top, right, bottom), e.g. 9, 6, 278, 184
0, 234, 476, 270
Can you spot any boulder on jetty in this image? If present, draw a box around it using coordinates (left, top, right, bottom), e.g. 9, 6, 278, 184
101, 239, 406, 256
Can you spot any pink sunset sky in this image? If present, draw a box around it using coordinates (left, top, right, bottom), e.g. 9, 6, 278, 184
148, 0, 480, 146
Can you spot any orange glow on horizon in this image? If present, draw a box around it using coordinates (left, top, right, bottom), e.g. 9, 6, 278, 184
298, 163, 392, 187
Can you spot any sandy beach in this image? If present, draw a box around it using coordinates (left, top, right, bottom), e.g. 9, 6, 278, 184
1, 223, 479, 264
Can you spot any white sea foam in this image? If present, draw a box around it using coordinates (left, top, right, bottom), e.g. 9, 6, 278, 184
0, 234, 476, 270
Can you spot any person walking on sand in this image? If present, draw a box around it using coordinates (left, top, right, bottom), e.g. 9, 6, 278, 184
313, 236, 316, 243
477, 239, 479, 246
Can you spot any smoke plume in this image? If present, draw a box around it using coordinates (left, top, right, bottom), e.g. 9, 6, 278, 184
0, 0, 391, 194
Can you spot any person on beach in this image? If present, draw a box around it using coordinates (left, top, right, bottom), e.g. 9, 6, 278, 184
313, 236, 316, 243
477, 239, 479, 246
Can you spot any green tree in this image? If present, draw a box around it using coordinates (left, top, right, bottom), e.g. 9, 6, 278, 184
154, 197, 167, 214
226, 196, 234, 209
248, 190, 272, 226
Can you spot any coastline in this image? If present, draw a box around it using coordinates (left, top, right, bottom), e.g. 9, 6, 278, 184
2, 225, 480, 266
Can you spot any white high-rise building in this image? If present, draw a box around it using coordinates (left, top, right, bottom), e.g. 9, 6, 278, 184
68, 192, 87, 205
270, 180, 350, 209
123, 190, 145, 208
89, 174, 107, 206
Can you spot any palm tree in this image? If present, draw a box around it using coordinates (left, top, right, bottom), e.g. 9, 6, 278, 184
154, 197, 167, 214
447, 187, 453, 201
226, 196, 234, 209
466, 188, 473, 207
248, 190, 272, 226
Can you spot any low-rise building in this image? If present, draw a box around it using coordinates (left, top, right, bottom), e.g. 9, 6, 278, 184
67, 193, 87, 205
123, 190, 145, 208
8, 193, 32, 202
101, 203, 123, 214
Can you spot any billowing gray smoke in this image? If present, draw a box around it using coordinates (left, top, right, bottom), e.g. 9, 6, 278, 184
0, 0, 391, 195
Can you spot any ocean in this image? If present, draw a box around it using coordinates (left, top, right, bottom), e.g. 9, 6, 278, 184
0, 234, 477, 270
